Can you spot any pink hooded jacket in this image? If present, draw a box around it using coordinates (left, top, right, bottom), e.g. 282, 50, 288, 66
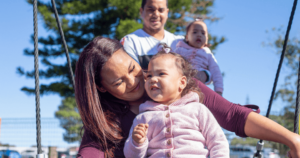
175, 41, 223, 93
123, 92, 229, 158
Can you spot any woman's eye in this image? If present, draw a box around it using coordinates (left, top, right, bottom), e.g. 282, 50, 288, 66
129, 65, 135, 73
115, 81, 123, 86
193, 32, 197, 34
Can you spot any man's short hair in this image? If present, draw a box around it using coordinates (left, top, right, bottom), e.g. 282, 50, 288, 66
141, 0, 168, 9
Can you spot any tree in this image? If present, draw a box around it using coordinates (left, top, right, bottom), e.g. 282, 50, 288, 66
18, 0, 225, 143
55, 97, 82, 142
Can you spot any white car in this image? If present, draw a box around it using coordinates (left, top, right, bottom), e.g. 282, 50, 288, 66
230, 145, 260, 158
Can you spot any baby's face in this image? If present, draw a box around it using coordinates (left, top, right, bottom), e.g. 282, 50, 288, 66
145, 55, 185, 105
186, 21, 208, 49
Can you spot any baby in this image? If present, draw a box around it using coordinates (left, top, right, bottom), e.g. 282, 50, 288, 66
124, 44, 229, 158
175, 18, 223, 96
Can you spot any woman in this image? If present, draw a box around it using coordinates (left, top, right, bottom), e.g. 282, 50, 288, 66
75, 37, 300, 158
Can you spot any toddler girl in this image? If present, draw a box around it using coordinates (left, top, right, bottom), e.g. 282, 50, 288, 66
124, 45, 229, 158
175, 18, 223, 96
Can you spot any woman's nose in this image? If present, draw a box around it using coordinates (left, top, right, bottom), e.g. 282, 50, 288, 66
126, 75, 135, 88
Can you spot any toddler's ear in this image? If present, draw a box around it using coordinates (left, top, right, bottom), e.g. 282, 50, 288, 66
179, 76, 187, 92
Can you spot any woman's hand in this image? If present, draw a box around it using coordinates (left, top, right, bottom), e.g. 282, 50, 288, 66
287, 134, 300, 158
132, 123, 148, 145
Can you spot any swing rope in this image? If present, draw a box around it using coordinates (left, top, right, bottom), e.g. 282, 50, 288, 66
254, 0, 298, 157
51, 0, 75, 89
33, 0, 42, 155
295, 56, 300, 134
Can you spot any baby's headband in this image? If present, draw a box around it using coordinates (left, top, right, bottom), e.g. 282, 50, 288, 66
158, 43, 171, 54
195, 17, 204, 21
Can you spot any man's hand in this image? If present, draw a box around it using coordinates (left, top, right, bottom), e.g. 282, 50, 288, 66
195, 71, 207, 83
132, 123, 149, 145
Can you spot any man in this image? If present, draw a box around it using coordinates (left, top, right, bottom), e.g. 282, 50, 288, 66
121, 0, 210, 83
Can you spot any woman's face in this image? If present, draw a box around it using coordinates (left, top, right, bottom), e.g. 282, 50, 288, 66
100, 49, 145, 102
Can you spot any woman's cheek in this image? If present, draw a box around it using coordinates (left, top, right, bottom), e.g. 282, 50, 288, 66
113, 85, 126, 96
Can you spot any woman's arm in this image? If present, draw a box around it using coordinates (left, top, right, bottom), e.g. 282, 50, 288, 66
245, 112, 300, 157
196, 79, 300, 156
197, 79, 252, 137
77, 131, 105, 158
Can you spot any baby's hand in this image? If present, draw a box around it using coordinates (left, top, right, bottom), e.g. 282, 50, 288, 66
132, 123, 149, 145
216, 91, 223, 96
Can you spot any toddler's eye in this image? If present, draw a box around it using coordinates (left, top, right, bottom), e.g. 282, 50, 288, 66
146, 74, 152, 78
159, 73, 165, 76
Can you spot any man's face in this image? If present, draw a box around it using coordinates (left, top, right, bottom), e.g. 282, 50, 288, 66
140, 0, 169, 33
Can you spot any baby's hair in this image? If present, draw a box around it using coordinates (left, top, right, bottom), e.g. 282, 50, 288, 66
186, 17, 204, 34
151, 43, 203, 102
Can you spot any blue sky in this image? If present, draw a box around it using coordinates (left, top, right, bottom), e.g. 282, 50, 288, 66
1, 0, 300, 117
0, 0, 299, 146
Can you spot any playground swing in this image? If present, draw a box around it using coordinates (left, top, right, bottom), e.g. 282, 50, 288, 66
31, 0, 298, 157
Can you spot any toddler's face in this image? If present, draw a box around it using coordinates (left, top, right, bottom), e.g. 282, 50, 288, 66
145, 55, 186, 105
186, 21, 208, 49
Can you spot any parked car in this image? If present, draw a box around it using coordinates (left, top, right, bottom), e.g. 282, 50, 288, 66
230, 145, 260, 158
21, 150, 48, 158
262, 148, 280, 158
0, 150, 21, 158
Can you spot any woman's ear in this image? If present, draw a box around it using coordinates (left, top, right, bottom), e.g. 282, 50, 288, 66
96, 85, 107, 93
179, 76, 187, 92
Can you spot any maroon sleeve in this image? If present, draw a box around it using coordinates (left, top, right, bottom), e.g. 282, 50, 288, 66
196, 79, 259, 137
77, 131, 105, 158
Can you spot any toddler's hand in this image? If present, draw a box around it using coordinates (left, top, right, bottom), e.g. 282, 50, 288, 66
132, 123, 149, 145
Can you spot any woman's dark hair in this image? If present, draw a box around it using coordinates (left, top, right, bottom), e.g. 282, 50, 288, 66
75, 36, 128, 158
151, 43, 203, 102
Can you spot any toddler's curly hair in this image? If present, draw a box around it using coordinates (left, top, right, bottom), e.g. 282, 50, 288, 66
150, 43, 203, 102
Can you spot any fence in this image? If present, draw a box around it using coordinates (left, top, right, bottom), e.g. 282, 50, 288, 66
0, 111, 284, 148
0, 118, 80, 148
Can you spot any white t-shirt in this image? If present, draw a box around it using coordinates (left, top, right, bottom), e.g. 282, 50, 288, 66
120, 29, 184, 69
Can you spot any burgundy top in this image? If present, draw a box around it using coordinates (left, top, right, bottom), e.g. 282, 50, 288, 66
76, 80, 259, 158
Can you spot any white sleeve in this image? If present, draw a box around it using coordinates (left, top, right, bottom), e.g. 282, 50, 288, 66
120, 36, 140, 64
205, 48, 223, 93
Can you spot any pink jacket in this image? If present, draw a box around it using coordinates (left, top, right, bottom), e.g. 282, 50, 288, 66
175, 41, 223, 93
124, 92, 229, 158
